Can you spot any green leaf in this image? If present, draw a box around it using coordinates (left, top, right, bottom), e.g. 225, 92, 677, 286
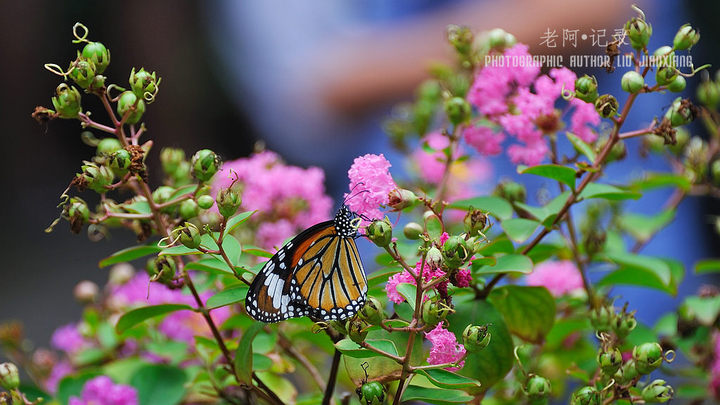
74, 347, 107, 366
116, 304, 193, 334
167, 184, 197, 202
243, 245, 273, 258
618, 210, 675, 242
206, 285, 248, 309
368, 267, 400, 287
695, 259, 720, 274
184, 257, 236, 276
426, 214, 444, 241
597, 269, 675, 294
401, 385, 474, 404
396, 283, 418, 310
56, 371, 102, 405
489, 286, 556, 343
253, 353, 273, 371
682, 295, 720, 326
99, 244, 162, 268
124, 199, 151, 214
545, 318, 591, 350
417, 369, 482, 394
631, 173, 691, 192
103, 357, 145, 384
515, 191, 570, 223
518, 164, 576, 189
449, 196, 513, 220
475, 237, 514, 256
566, 132, 597, 161
146, 341, 188, 364
161, 233, 242, 265
501, 218, 540, 243
130, 364, 187, 405
600, 252, 676, 294
226, 211, 255, 233
447, 298, 514, 391
579, 183, 641, 200
474, 254, 533, 275
334, 338, 399, 359
234, 321, 263, 384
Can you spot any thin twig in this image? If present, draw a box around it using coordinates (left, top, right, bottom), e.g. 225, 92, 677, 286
322, 349, 342, 405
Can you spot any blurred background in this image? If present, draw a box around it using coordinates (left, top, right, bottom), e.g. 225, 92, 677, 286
0, 0, 718, 355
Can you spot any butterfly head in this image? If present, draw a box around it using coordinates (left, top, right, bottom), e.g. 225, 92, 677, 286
334, 205, 360, 238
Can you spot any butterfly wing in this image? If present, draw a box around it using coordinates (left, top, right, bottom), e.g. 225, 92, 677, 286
245, 221, 367, 323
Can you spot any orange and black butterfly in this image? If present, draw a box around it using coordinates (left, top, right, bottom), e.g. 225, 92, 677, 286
245, 205, 367, 323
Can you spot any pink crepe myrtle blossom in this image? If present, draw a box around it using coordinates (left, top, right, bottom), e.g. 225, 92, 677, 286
526, 260, 583, 297
710, 333, 720, 398
463, 125, 505, 156
425, 322, 466, 371
345, 153, 398, 222
68, 376, 138, 405
44, 360, 73, 394
50, 323, 91, 355
453, 268, 472, 288
386, 262, 446, 304
212, 151, 333, 250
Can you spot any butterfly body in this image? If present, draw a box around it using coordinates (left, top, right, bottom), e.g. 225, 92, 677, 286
245, 206, 368, 323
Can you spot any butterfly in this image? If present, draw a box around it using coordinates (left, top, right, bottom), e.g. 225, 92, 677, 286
245, 205, 368, 323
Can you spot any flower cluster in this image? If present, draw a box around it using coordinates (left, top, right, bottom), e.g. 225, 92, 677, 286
386, 261, 446, 304
69, 376, 138, 405
526, 260, 584, 297
212, 151, 333, 249
345, 153, 398, 222
425, 322, 466, 371
465, 44, 600, 165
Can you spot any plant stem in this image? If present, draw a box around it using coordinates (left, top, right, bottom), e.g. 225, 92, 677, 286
322, 349, 342, 405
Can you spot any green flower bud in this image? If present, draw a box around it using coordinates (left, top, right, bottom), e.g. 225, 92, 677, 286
447, 24, 474, 56
462, 324, 491, 353
615, 359, 639, 384
129, 67, 160, 99
97, 138, 122, 155
667, 75, 686, 93
178, 222, 202, 249
590, 305, 614, 332
524, 374, 551, 400
613, 311, 638, 338
88, 74, 106, 92
633, 342, 663, 374
191, 149, 220, 182
464, 208, 489, 236
417, 79, 442, 103
216, 187, 242, 218
486, 28, 516, 51
68, 56, 96, 89
594, 94, 618, 118
642, 379, 673, 403
597, 347, 623, 375
711, 160, 720, 184
147, 256, 176, 284
444, 97, 471, 126
358, 381, 385, 405
327, 320, 347, 335
494, 180, 526, 204
116, 91, 146, 125
73, 280, 99, 303
388, 188, 417, 210
0, 362, 20, 391
442, 236, 470, 269
403, 222, 423, 240
571, 386, 601, 405
574, 75, 599, 103
174, 161, 192, 184
426, 246, 443, 268
673, 24, 700, 51
621, 71, 645, 94
358, 296, 385, 326
152, 186, 175, 205
625, 17, 652, 50
79, 162, 114, 193
422, 300, 452, 327
51, 83, 82, 119
109, 149, 132, 175
346, 317, 369, 344
160, 147, 185, 175
179, 199, 199, 219
367, 219, 393, 248
665, 97, 696, 127
68, 197, 90, 234
82, 42, 110, 73
656, 66, 679, 86
653, 46, 676, 68
697, 80, 720, 107
197, 194, 215, 210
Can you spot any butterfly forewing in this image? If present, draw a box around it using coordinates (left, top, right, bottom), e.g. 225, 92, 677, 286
245, 216, 367, 323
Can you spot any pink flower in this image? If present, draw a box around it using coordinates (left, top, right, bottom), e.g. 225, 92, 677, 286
464, 125, 505, 156
425, 322, 466, 371
212, 151, 333, 250
453, 269, 472, 288
710, 333, 720, 398
68, 376, 138, 405
439, 232, 449, 246
386, 262, 446, 304
45, 360, 73, 394
51, 324, 90, 355
507, 141, 549, 166
414, 133, 457, 184
345, 154, 397, 221
526, 260, 583, 297
569, 98, 600, 143
256, 220, 294, 250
